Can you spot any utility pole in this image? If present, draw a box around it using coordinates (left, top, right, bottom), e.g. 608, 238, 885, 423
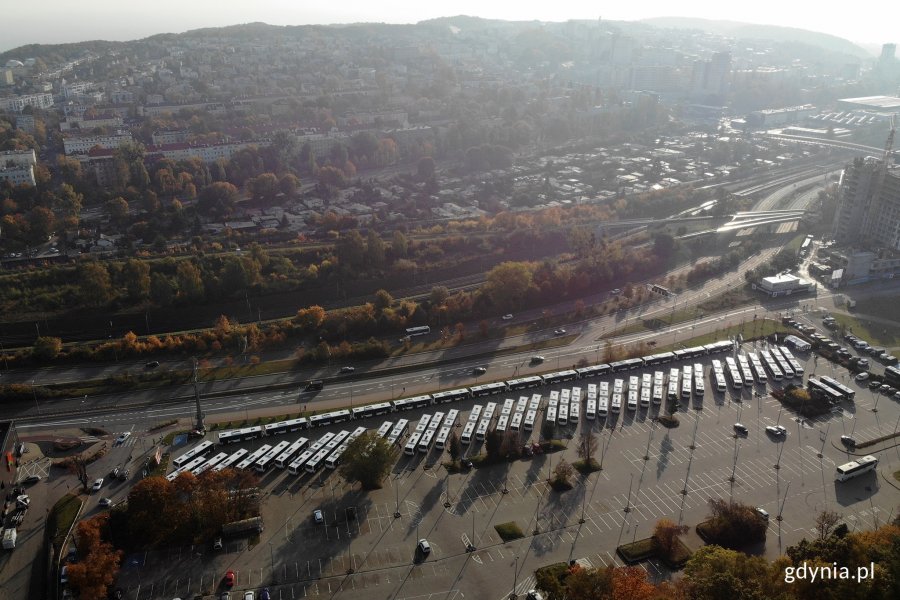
192, 358, 205, 432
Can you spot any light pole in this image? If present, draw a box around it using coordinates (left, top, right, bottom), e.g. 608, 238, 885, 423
31, 379, 39, 414
269, 542, 275, 583
511, 555, 519, 600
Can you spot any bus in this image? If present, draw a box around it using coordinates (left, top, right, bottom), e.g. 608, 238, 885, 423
475, 418, 491, 441
586, 398, 597, 420
704, 341, 734, 354
628, 376, 639, 393
309, 410, 352, 428
392, 395, 433, 411
264, 417, 309, 437
507, 376, 543, 390
613, 379, 624, 395
414, 414, 433, 434
667, 368, 680, 401
404, 432, 422, 456
545, 406, 557, 427
524, 409, 537, 431
236, 444, 272, 470
681, 365, 692, 399
305, 448, 331, 473
510, 411, 524, 432
571, 386, 582, 404
650, 283, 673, 296
461, 421, 476, 444
468, 404, 483, 423
598, 396, 609, 418
443, 409, 460, 429
529, 394, 542, 412
352, 402, 394, 420
255, 441, 291, 473
714, 372, 727, 393
652, 385, 663, 404
611, 393, 622, 413
435, 426, 452, 450
557, 404, 569, 425
483, 402, 497, 421
166, 456, 208, 481
325, 444, 349, 469
287, 432, 334, 474
610, 358, 643, 372
172, 440, 215, 470
884, 366, 900, 389
376, 421, 394, 439
501, 398, 515, 417
471, 382, 508, 397
275, 438, 310, 469
548, 390, 560, 409
428, 412, 445, 431
387, 419, 409, 446
569, 401, 580, 424
643, 352, 675, 366
405, 326, 431, 337
542, 370, 579, 385
193, 452, 228, 476
819, 375, 855, 402
835, 455, 878, 482
693, 364, 705, 396
218, 426, 263, 445
431, 388, 471, 404
418, 428, 436, 453
711, 359, 723, 374
214, 448, 248, 472
514, 398, 528, 416
627, 390, 638, 411
576, 364, 611, 378
640, 388, 651, 407
641, 373, 652, 393
808, 378, 843, 404
496, 414, 510, 434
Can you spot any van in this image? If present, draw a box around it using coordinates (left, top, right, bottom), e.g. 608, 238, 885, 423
417, 539, 431, 555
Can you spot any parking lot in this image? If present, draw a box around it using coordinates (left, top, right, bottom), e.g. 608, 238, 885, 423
108, 335, 900, 600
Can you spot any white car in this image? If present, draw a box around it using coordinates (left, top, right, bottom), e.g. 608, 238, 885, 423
501, 314, 514, 320
553, 328, 566, 336
115, 432, 131, 444
855, 372, 870, 381
417, 539, 431, 555
765, 425, 787, 437
91, 478, 104, 492
755, 507, 770, 520
99, 497, 112, 507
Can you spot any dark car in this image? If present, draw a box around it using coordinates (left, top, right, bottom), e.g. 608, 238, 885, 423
473, 366, 487, 375
345, 506, 357, 521
840, 435, 856, 447
144, 360, 160, 369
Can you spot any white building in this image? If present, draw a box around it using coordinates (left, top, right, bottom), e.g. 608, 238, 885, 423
63, 132, 134, 155
756, 273, 816, 297
0, 165, 35, 186
0, 93, 54, 112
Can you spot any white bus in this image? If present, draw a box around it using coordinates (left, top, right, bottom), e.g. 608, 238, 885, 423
545, 405, 557, 426
483, 402, 498, 421
571, 387, 582, 404
714, 372, 727, 393
387, 419, 409, 446
172, 440, 215, 470
611, 393, 622, 413
376, 421, 394, 439
613, 379, 624, 395
557, 404, 569, 425
515, 397, 528, 415
476, 418, 491, 441
443, 409, 460, 429
428, 412, 445, 431
418, 428, 436, 453
641, 373, 652, 393
461, 421, 476, 445
325, 444, 349, 469
496, 414, 510, 434
681, 365, 692, 399
640, 388, 651, 407
415, 414, 433, 434
510, 411, 524, 432
587, 384, 597, 400
468, 404, 483, 423
586, 398, 597, 420
627, 390, 638, 411
835, 455, 878, 482
255, 441, 291, 473
275, 438, 310, 469
528, 394, 542, 412
652, 385, 663, 405
214, 448, 248, 472
692, 364, 705, 396
305, 448, 331, 473
548, 390, 560, 408
501, 399, 515, 417
193, 452, 228, 476
524, 409, 537, 431
599, 381, 610, 396
236, 444, 272, 471
404, 432, 422, 456
569, 401, 580, 424
597, 396, 609, 418
628, 376, 639, 393
435, 426, 452, 450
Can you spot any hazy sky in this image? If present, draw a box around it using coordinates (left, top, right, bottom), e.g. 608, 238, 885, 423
2, 0, 893, 53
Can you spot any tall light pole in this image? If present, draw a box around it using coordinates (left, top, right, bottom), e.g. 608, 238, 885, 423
31, 379, 39, 414
511, 555, 519, 600
269, 542, 275, 583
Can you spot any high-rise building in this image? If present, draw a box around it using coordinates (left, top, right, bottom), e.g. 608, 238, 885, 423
832, 157, 900, 251
880, 44, 896, 62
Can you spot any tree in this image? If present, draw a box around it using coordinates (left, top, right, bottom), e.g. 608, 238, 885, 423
483, 261, 534, 311
79, 262, 114, 307
541, 419, 556, 442
197, 181, 239, 218
105, 196, 130, 222
552, 459, 573, 487
247, 172, 279, 202
67, 454, 91, 493
123, 259, 151, 302
367, 229, 386, 269
336, 229, 367, 271
278, 173, 300, 197
391, 230, 409, 259
577, 430, 598, 464
373, 289, 394, 314
66, 515, 122, 600
814, 510, 842, 541
150, 272, 176, 307
652, 232, 676, 256
448, 432, 461, 463
653, 518, 689, 558
565, 566, 614, 600
295, 305, 326, 332
484, 429, 503, 461
429, 286, 450, 307
33, 336, 63, 361
175, 261, 205, 302
339, 431, 393, 489
27, 206, 55, 243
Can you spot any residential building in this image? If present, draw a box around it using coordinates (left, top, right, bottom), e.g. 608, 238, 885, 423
0, 92, 54, 112
832, 157, 900, 251
0, 164, 35, 186
63, 132, 134, 155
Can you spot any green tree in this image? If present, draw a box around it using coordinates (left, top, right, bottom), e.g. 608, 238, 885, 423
149, 272, 176, 306
221, 257, 259, 292
105, 196, 129, 222
79, 262, 114, 307
336, 229, 367, 271
175, 261, 205, 302
484, 428, 502, 461
247, 172, 279, 202
367, 229, 386, 269
391, 230, 408, 259
339, 431, 393, 489
483, 261, 534, 311
278, 173, 300, 197
123, 259, 151, 302
27, 206, 55, 243
429, 286, 450, 307
56, 183, 83, 219
653, 232, 677, 257
576, 430, 598, 464
373, 289, 394, 314
197, 182, 239, 218
33, 336, 63, 361
448, 432, 461, 463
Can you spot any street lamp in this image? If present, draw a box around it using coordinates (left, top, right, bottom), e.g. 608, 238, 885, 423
269, 542, 275, 583
511, 555, 519, 600
31, 379, 39, 414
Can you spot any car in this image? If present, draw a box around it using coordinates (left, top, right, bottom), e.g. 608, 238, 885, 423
610, 288, 622, 296
526, 591, 545, 600
857, 358, 870, 368
243, 592, 255, 600
98, 497, 112, 507
532, 442, 543, 454
417, 539, 431, 555
22, 475, 41, 484
473, 366, 487, 375
111, 467, 120, 479
213, 537, 223, 550
868, 379, 882, 389
733, 423, 749, 435
224, 570, 236, 587
765, 425, 787, 437
115, 432, 131, 444
840, 435, 857, 447
60, 565, 69, 584
66, 545, 77, 563
345, 506, 357, 521
530, 355, 545, 364
119, 469, 130, 481
91, 478, 104, 492
219, 593, 231, 600
868, 346, 886, 357
855, 372, 870, 381
339, 366, 355, 373
553, 328, 566, 336
260, 588, 270, 600
313, 509, 324, 524
881, 385, 895, 394
755, 507, 770, 521
894, 391, 900, 400
501, 314, 514, 320
144, 360, 160, 369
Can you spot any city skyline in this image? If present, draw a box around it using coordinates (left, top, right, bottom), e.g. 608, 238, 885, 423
2, 0, 895, 54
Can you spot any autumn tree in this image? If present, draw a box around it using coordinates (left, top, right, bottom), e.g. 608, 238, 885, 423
247, 172, 279, 202
175, 260, 205, 302
79, 262, 114, 307
105, 196, 130, 222
32, 336, 62, 361
295, 305, 326, 332
653, 518, 689, 559
373, 289, 393, 314
123, 259, 151, 302
611, 566, 657, 600
448, 432, 461, 463
391, 230, 409, 259
66, 515, 122, 600
197, 181, 239, 218
483, 261, 534, 311
814, 510, 842, 541
576, 430, 599, 466
367, 229, 386, 269
150, 272, 176, 307
552, 459, 573, 487
565, 565, 614, 600
27, 206, 55, 244
336, 229, 367, 271
339, 431, 393, 489
66, 454, 90, 493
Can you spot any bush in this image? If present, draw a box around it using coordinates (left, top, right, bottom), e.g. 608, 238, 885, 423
494, 521, 525, 542
696, 499, 767, 549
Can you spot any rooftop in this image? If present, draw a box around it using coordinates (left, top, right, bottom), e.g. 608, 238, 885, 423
838, 95, 900, 109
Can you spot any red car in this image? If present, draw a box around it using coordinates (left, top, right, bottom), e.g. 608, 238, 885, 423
224, 570, 235, 587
